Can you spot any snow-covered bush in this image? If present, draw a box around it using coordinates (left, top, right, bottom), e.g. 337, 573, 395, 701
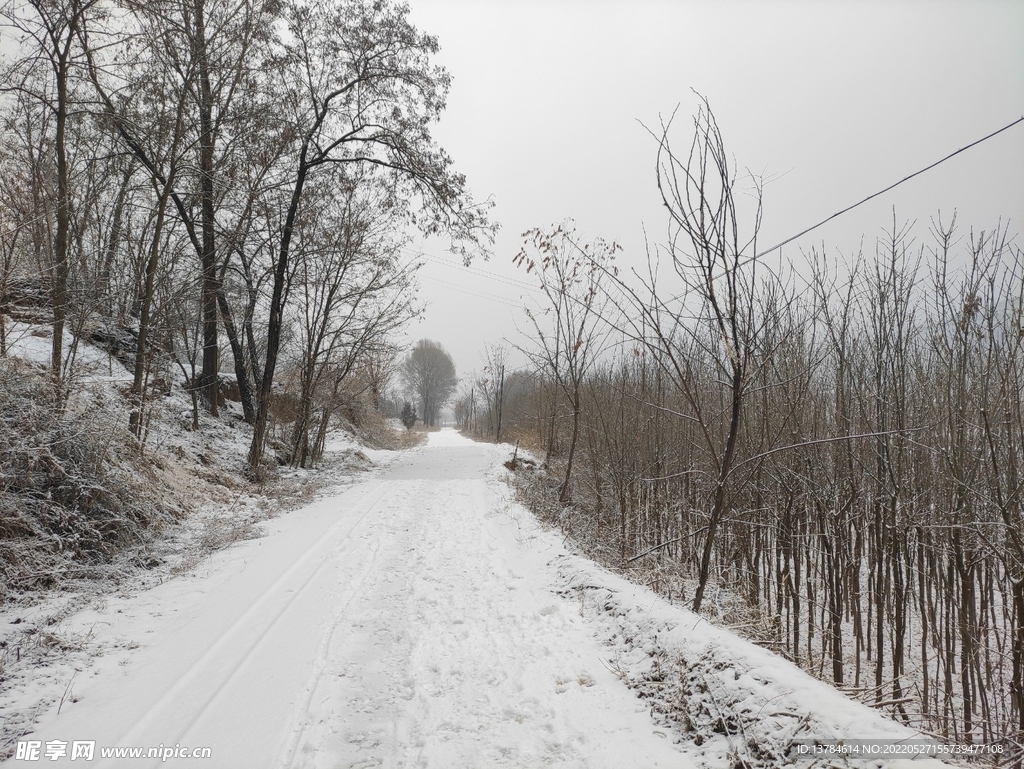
0, 359, 179, 599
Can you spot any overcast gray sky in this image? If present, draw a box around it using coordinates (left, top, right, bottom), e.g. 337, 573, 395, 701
399, 0, 1024, 380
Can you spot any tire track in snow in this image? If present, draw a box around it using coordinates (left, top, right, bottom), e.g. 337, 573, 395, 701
113, 480, 395, 761
282, 480, 429, 769
277, 494, 398, 769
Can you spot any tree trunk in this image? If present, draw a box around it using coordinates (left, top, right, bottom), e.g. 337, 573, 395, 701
693, 367, 742, 613
51, 34, 72, 395
129, 184, 172, 437
195, 0, 219, 415
559, 399, 580, 505
249, 148, 309, 475
99, 168, 131, 315
217, 288, 257, 424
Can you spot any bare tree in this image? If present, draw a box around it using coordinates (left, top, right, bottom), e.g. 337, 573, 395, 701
507, 211, 1024, 749
287, 172, 416, 467
2, 0, 99, 393
78, 0, 281, 416
605, 96, 769, 612
400, 339, 457, 428
0, 109, 29, 356
515, 221, 617, 503
479, 342, 510, 442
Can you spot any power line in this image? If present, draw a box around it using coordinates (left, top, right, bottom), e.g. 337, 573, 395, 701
423, 253, 541, 293
754, 114, 1024, 260
418, 275, 524, 309
404, 245, 543, 295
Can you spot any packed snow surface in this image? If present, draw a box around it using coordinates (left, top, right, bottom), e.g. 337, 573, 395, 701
6, 430, 950, 768
10, 431, 682, 767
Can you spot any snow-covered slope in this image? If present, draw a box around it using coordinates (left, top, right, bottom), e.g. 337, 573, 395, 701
3, 430, 952, 768
552, 557, 952, 769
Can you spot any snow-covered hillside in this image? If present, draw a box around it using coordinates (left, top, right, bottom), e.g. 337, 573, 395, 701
2, 431, 956, 767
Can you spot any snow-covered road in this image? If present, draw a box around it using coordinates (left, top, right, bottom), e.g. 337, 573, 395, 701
19, 431, 683, 768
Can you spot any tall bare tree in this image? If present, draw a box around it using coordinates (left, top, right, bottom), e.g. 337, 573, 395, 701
79, 0, 280, 415
2, 0, 99, 393
515, 221, 617, 503
401, 339, 457, 428
605, 96, 770, 612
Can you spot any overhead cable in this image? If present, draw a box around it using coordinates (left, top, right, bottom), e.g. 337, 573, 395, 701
753, 114, 1024, 260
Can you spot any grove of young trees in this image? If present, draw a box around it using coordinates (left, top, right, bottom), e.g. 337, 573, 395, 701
460, 101, 1024, 759
0, 0, 493, 474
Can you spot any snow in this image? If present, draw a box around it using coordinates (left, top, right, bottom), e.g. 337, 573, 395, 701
552, 556, 952, 768
4, 431, 679, 767
1, 320, 132, 384
323, 431, 397, 467
2, 429, 955, 768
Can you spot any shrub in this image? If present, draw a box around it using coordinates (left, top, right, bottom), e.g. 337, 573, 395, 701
0, 359, 179, 599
